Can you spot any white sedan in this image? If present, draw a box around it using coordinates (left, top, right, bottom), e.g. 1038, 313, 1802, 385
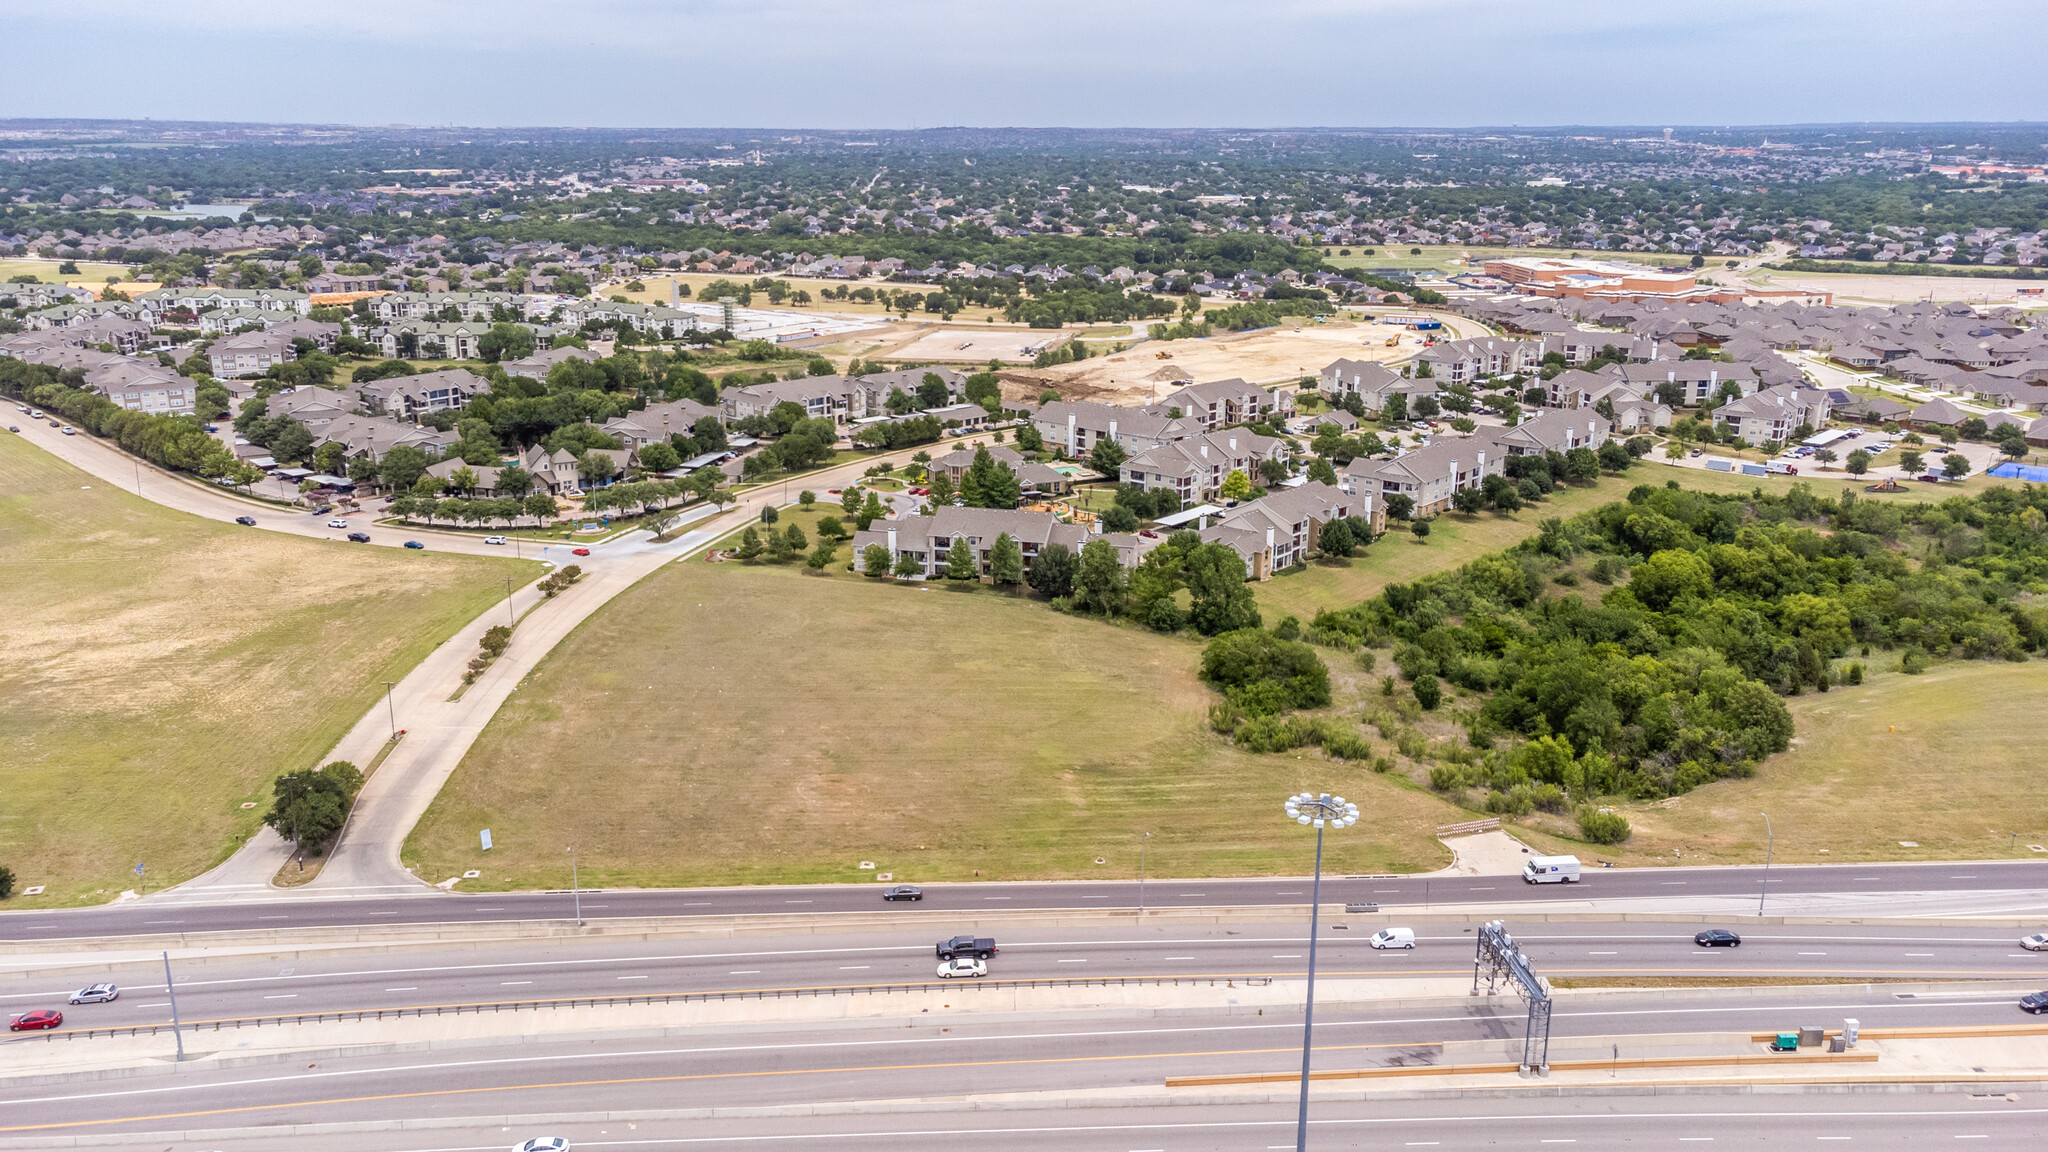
326, 518, 349, 528
511, 1140, 570, 1152
2021, 933, 2048, 952
936, 958, 988, 979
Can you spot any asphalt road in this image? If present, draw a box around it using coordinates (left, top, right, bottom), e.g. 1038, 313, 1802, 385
8, 860, 2048, 940
2, 983, 2038, 1140
7, 922, 2045, 1034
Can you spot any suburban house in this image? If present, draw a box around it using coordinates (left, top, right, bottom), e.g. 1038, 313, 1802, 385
135, 287, 311, 320
1713, 385, 1835, 444
925, 443, 1072, 495
1907, 397, 1969, 429
1119, 429, 1286, 504
1486, 410, 1613, 456
850, 506, 1101, 579
722, 375, 863, 424
0, 281, 95, 309
87, 360, 197, 415
1345, 437, 1506, 517
424, 458, 514, 498
199, 307, 298, 336
364, 291, 522, 323
354, 367, 487, 418
208, 330, 297, 378
1155, 378, 1292, 431
601, 398, 721, 449
1317, 357, 1436, 415
377, 320, 494, 361
267, 318, 343, 351
518, 445, 585, 495
311, 415, 454, 463
1033, 399, 1192, 455
503, 345, 600, 380
1413, 337, 1540, 385
1197, 481, 1375, 580
852, 367, 966, 413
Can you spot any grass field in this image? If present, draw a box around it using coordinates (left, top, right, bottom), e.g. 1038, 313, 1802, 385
406, 518, 1462, 891
0, 257, 133, 294
0, 435, 537, 906
1512, 662, 2048, 867
1319, 246, 1691, 276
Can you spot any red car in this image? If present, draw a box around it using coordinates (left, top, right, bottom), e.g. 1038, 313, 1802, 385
9, 1009, 62, 1031
571, 547, 591, 556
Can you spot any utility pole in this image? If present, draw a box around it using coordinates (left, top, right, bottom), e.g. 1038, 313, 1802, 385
382, 681, 398, 740
505, 576, 515, 626
1757, 812, 1774, 917
569, 847, 583, 927
1139, 831, 1150, 912
162, 951, 185, 1062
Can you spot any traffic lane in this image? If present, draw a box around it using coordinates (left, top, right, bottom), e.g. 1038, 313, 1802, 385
6, 991, 2042, 1136
12, 859, 2048, 938
59, 1095, 2046, 1152
8, 924, 2044, 1033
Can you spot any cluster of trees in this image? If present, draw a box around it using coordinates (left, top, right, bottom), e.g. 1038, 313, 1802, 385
263, 761, 365, 855
957, 447, 1024, 509
464, 624, 513, 685
390, 492, 559, 526
1, 359, 237, 477
536, 563, 584, 597
852, 413, 945, 451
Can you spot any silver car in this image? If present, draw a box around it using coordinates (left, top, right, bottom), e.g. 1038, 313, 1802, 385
67, 983, 119, 1004
2021, 933, 2048, 952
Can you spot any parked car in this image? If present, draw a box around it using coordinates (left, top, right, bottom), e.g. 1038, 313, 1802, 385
326, 518, 349, 528
235, 516, 257, 526
60, 426, 76, 435
8, 1009, 62, 1031
484, 535, 508, 546
7, 426, 18, 433
2022, 991, 2048, 1014
311, 505, 333, 515
881, 885, 923, 902
203, 424, 219, 432
936, 958, 988, 979
2020, 933, 2048, 952
572, 547, 591, 556
346, 532, 371, 543
1695, 929, 1742, 948
1916, 474, 1943, 483
67, 983, 118, 1005
403, 540, 425, 549
511, 1140, 571, 1152
48, 419, 61, 427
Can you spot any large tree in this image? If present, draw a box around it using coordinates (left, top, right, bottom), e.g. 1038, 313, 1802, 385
1074, 538, 1127, 614
1026, 542, 1077, 598
1185, 542, 1260, 635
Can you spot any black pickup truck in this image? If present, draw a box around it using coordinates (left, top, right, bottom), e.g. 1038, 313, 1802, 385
935, 935, 997, 961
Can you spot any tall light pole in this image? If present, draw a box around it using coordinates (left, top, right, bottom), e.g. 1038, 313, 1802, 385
1285, 790, 1359, 1152
161, 951, 185, 1062
381, 680, 397, 740
568, 846, 582, 927
1757, 812, 1774, 917
504, 576, 515, 626
1139, 831, 1150, 913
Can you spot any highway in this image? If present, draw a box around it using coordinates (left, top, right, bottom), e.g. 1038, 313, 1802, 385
1, 981, 2038, 1140
7, 859, 2048, 940
5, 921, 2044, 1034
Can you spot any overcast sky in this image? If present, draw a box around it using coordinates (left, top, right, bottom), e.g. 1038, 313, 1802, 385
3, 0, 2041, 129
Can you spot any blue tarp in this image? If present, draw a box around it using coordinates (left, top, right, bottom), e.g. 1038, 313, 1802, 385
1989, 462, 2048, 482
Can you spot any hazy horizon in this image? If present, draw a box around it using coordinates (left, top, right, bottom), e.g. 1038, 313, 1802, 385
1, 0, 2041, 130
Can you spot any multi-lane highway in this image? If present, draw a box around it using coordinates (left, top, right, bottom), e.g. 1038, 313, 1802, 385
6, 921, 2045, 1037
7, 859, 2047, 940
2, 978, 2038, 1140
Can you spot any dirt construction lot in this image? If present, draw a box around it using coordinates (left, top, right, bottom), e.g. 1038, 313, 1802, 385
1021, 319, 1435, 404
1743, 268, 2048, 307
888, 327, 1072, 363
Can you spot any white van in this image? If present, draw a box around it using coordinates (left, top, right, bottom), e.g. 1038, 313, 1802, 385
1369, 927, 1416, 950
1523, 854, 1582, 884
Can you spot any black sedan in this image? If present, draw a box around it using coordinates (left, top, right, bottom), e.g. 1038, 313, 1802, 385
346, 532, 372, 543
234, 516, 257, 526
2021, 991, 2048, 1014
881, 885, 924, 902
1695, 929, 1742, 948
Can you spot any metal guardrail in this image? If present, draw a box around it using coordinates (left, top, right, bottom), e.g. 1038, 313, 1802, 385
1437, 817, 1502, 835
27, 974, 1275, 1042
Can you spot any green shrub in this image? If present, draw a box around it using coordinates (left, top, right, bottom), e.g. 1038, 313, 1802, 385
1380, 675, 1396, 696
1322, 729, 1372, 761
1200, 629, 1331, 717
1577, 807, 1632, 844
1396, 730, 1428, 759
1529, 782, 1569, 814
1900, 647, 1927, 674
1411, 674, 1443, 710
1234, 713, 1327, 753
1845, 661, 1864, 685
1272, 614, 1301, 640
0, 865, 14, 899
1483, 788, 1532, 816
1428, 763, 1464, 791
1372, 755, 1395, 774
1208, 701, 1244, 735
1356, 649, 1377, 673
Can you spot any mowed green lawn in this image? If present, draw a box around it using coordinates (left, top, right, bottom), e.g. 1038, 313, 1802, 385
0, 435, 535, 906
1513, 662, 2048, 866
407, 541, 1461, 890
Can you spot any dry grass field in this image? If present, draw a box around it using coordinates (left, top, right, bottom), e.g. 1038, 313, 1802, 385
0, 435, 534, 906
406, 520, 1462, 891
1025, 320, 1413, 403
1512, 662, 2048, 866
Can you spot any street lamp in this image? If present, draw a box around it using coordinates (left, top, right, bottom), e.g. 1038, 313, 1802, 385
1284, 790, 1359, 1152
568, 846, 583, 927
381, 680, 397, 741
1757, 812, 1774, 917
1139, 831, 1151, 913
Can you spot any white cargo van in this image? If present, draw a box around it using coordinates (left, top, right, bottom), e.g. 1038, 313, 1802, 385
1522, 854, 1582, 884
1369, 927, 1416, 949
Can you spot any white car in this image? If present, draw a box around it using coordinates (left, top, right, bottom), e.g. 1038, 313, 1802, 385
326, 519, 349, 528
67, 983, 119, 1004
484, 535, 508, 545
511, 1140, 570, 1152
2021, 933, 2048, 952
936, 957, 988, 979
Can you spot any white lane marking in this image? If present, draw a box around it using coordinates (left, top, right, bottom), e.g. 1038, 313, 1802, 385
839, 966, 870, 970
257, 915, 288, 920
1905, 953, 1934, 957
1180, 893, 1207, 897
1589, 951, 1618, 955
367, 912, 399, 916
1277, 891, 1303, 895
1058, 959, 1087, 964
137, 1002, 169, 1008
1274, 954, 1303, 959
1469, 886, 1495, 890
1662, 882, 1687, 885
262, 994, 296, 999
143, 920, 183, 925
384, 987, 417, 992
729, 970, 760, 975
984, 897, 1012, 901
1817, 1137, 1852, 1141
785, 900, 813, 904
1798, 952, 1828, 956
500, 981, 532, 985
616, 975, 648, 980
683, 901, 712, 906
1680, 1140, 1714, 1143
1165, 957, 1195, 961
1082, 895, 1109, 899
